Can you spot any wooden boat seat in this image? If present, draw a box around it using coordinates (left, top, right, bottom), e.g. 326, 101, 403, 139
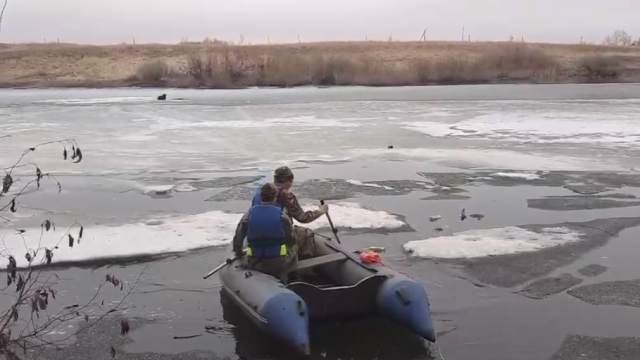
287, 252, 347, 273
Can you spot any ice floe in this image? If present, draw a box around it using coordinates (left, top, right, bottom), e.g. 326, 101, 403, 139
143, 184, 176, 195
403, 111, 640, 147
139, 183, 199, 196
403, 226, 582, 259
491, 172, 541, 180
303, 202, 407, 231
346, 179, 393, 190
1, 211, 242, 268
1, 202, 406, 266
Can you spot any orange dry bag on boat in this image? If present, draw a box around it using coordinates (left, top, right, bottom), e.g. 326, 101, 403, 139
359, 251, 382, 264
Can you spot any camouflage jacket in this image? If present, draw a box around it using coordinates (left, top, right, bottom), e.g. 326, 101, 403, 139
276, 189, 324, 224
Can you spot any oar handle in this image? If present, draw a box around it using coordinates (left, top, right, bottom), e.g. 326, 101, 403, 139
203, 257, 236, 279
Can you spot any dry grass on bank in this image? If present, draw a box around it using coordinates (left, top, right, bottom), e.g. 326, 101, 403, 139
1, 41, 640, 88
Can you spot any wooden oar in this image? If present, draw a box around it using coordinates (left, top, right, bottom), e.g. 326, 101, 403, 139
320, 200, 341, 244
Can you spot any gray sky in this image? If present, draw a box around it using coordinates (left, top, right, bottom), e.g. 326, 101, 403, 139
2, 0, 639, 44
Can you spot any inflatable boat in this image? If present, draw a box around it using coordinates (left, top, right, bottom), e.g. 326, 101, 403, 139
219, 237, 435, 355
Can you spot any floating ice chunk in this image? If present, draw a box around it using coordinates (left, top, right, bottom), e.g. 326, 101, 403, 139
0, 202, 407, 266
143, 185, 175, 194
303, 202, 406, 230
140, 183, 197, 195
492, 172, 541, 180
174, 183, 199, 192
142, 184, 176, 197
346, 179, 393, 190
404, 226, 582, 259
1, 211, 243, 267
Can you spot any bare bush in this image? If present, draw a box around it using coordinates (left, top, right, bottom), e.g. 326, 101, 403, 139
0, 139, 133, 358
185, 47, 248, 88
579, 55, 623, 81
603, 30, 633, 47
181, 46, 558, 87
186, 53, 205, 82
135, 60, 168, 82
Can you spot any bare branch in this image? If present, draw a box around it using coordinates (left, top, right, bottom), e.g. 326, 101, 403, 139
0, 0, 7, 34
5, 138, 78, 177
0, 136, 133, 356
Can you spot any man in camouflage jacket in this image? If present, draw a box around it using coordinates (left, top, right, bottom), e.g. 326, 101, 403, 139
273, 166, 328, 258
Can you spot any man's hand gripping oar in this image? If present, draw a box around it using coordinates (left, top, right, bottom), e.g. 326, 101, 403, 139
320, 200, 340, 244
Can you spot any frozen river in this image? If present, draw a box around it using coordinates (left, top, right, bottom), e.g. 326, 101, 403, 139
2, 84, 640, 178
2, 84, 640, 360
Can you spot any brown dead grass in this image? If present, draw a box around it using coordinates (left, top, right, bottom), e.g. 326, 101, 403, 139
1, 41, 640, 87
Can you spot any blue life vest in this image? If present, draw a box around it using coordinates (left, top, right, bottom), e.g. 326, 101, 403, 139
246, 204, 288, 258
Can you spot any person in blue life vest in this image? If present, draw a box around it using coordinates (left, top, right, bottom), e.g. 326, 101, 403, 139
233, 183, 296, 278
251, 166, 328, 259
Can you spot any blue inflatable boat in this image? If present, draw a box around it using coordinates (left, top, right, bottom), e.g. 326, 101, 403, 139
219, 237, 435, 355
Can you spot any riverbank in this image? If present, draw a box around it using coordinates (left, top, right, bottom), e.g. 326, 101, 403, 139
2, 41, 640, 88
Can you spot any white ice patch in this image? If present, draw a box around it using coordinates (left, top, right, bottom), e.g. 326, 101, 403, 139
174, 183, 199, 192
491, 172, 541, 180
303, 202, 406, 231
351, 148, 621, 171
143, 184, 175, 195
1, 211, 242, 267
293, 154, 352, 164
403, 226, 582, 259
346, 179, 393, 190
404, 111, 640, 147
37, 97, 151, 105
147, 115, 360, 131
1, 203, 405, 266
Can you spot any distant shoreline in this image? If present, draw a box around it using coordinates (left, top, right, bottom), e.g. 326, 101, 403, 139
2, 41, 640, 89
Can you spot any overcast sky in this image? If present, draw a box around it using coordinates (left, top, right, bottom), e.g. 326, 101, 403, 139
1, 0, 639, 44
